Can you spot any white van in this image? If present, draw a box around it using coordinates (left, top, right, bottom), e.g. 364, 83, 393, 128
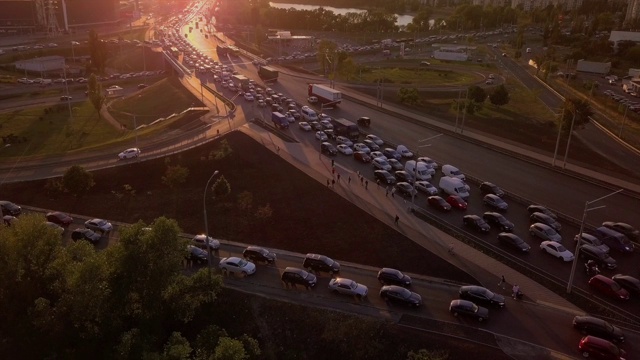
404, 160, 434, 180
438, 177, 470, 200
441, 164, 465, 180
300, 106, 318, 122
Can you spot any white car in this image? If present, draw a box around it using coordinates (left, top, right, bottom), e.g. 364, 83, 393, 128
363, 139, 380, 151
243, 93, 254, 101
84, 218, 113, 233
417, 157, 438, 169
372, 157, 392, 171
193, 234, 221, 250
415, 181, 438, 195
118, 147, 141, 160
370, 151, 386, 160
337, 144, 354, 155
397, 145, 414, 158
328, 278, 368, 298
319, 120, 333, 129
353, 143, 371, 154
540, 241, 574, 262
318, 113, 331, 122
308, 96, 318, 103
366, 134, 384, 146
219, 257, 256, 276
298, 121, 312, 131
315, 131, 328, 141
284, 112, 296, 123
17, 78, 33, 84
335, 136, 353, 147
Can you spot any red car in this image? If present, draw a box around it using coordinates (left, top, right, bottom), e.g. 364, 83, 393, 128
578, 336, 626, 360
446, 195, 468, 210
588, 275, 630, 301
428, 196, 451, 211
45, 211, 74, 227
354, 151, 372, 163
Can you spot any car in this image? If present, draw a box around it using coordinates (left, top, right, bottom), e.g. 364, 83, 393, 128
84, 218, 113, 233
219, 256, 256, 276
611, 274, 640, 296
71, 228, 101, 243
45, 211, 73, 227
374, 170, 396, 185
396, 145, 414, 158
387, 158, 403, 171
449, 299, 489, 322
479, 182, 504, 197
394, 170, 415, 184
483, 194, 508, 211
365, 134, 384, 146
540, 241, 574, 261
530, 212, 562, 232
242, 246, 276, 264
0, 201, 21, 217
483, 212, 514, 232
588, 274, 630, 300
309, 121, 323, 131
395, 182, 417, 198
362, 139, 380, 151
527, 205, 557, 219
370, 151, 386, 160
417, 157, 438, 169
573, 316, 625, 343
335, 136, 353, 147
459, 285, 505, 308
379, 285, 422, 307
463, 215, 490, 233
447, 195, 468, 210
257, 99, 266, 107
414, 181, 438, 195
336, 144, 353, 155
328, 278, 368, 298
372, 157, 392, 171
485, 79, 494, 85
377, 268, 412, 287
382, 148, 402, 160
497, 232, 531, 252
319, 119, 332, 129
303, 253, 340, 274
186, 245, 209, 265
602, 222, 639, 241
192, 234, 221, 250
315, 131, 328, 141
137, 83, 149, 89
353, 143, 370, 154
118, 147, 141, 160
420, 61, 431, 66
428, 196, 451, 211
529, 223, 562, 242
289, 110, 301, 120
298, 121, 312, 131
307, 96, 318, 103
284, 112, 295, 123
281, 267, 317, 288
60, 95, 72, 101
324, 129, 336, 140
578, 336, 627, 359
575, 233, 610, 253
320, 142, 337, 156
579, 245, 617, 269
354, 151, 372, 163
44, 221, 64, 235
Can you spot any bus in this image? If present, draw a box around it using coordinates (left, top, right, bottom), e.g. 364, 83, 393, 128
330, 118, 360, 141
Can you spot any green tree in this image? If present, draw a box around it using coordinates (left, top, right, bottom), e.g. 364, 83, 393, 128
212, 175, 231, 200
626, 46, 640, 63
398, 87, 420, 105
489, 85, 510, 106
162, 165, 190, 189
88, 29, 108, 73
467, 85, 487, 103
316, 40, 338, 76
214, 337, 247, 360
212, 139, 233, 159
561, 98, 593, 131
407, 349, 449, 360
62, 165, 95, 197
88, 74, 105, 118
162, 332, 193, 360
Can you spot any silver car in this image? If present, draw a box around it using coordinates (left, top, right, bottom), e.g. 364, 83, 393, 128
529, 223, 562, 242
328, 278, 368, 298
84, 218, 113, 233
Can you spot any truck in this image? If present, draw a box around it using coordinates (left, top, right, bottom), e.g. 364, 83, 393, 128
258, 66, 279, 82
232, 74, 250, 90
271, 112, 289, 129
576, 60, 611, 75
308, 84, 341, 105
330, 118, 359, 141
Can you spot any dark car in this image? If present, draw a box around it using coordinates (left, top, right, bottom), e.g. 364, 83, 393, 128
479, 182, 504, 197
459, 285, 505, 308
243, 246, 276, 264
320, 142, 338, 156
324, 129, 336, 140
447, 195, 468, 210
527, 204, 557, 219
483, 194, 508, 211
71, 228, 101, 244
497, 232, 531, 252
377, 268, 412, 287
428, 196, 451, 211
395, 182, 417, 198
530, 212, 562, 232
0, 201, 21, 216
394, 170, 415, 184
483, 212, 514, 232
578, 336, 626, 360
374, 170, 396, 185
579, 245, 617, 269
45, 211, 73, 227
281, 267, 317, 288
588, 275, 630, 300
602, 222, 639, 241
382, 148, 402, 160
289, 109, 301, 120
575, 233, 610, 253
463, 215, 490, 233
309, 121, 322, 131
449, 299, 489, 322
379, 285, 422, 308
611, 274, 640, 296
303, 253, 340, 274
186, 245, 209, 265
573, 316, 625, 343
354, 151, 372, 163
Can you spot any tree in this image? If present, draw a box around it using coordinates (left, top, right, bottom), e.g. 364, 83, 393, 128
162, 332, 192, 360
561, 98, 593, 131
214, 337, 247, 360
398, 87, 420, 105
162, 165, 190, 189
489, 85, 510, 106
467, 85, 487, 103
212, 175, 231, 200
62, 165, 95, 197
88, 74, 105, 117
407, 349, 449, 360
88, 29, 108, 73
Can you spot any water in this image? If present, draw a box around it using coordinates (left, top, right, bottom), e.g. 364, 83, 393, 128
268, 2, 415, 27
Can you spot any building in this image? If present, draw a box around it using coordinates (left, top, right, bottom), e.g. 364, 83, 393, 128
609, 31, 640, 52
626, 0, 640, 24
575, 59, 611, 74
15, 55, 65, 73
511, 0, 583, 11
472, 0, 507, 6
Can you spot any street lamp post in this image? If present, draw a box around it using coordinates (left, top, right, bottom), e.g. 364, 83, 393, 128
566, 189, 624, 294
203, 170, 220, 279
411, 134, 443, 210
619, 104, 629, 139
562, 110, 577, 169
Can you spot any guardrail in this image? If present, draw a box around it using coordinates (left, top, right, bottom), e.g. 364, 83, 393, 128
202, 83, 236, 114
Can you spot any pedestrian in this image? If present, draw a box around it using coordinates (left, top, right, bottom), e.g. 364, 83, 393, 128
498, 275, 506, 289
376, 179, 380, 188
216, 129, 220, 136
360, 176, 364, 185
276, 146, 280, 154
365, 180, 369, 189
331, 179, 336, 188
391, 187, 396, 198
394, 214, 399, 225
331, 159, 335, 167
326, 179, 330, 187
512, 284, 520, 299
385, 186, 389, 197
332, 167, 335, 175
356, 170, 360, 179
348, 176, 351, 184
337, 173, 341, 183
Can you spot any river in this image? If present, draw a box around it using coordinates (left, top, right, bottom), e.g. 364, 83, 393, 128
268, 2, 416, 27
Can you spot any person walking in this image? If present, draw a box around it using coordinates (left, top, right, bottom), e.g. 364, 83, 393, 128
360, 176, 364, 185
385, 186, 389, 197
348, 176, 351, 184
332, 167, 336, 175
512, 284, 520, 299
498, 275, 506, 289
331, 179, 336, 188
365, 180, 369, 189
331, 159, 335, 167
376, 179, 381, 188
394, 214, 399, 225
337, 173, 341, 183
391, 187, 396, 198
326, 179, 330, 187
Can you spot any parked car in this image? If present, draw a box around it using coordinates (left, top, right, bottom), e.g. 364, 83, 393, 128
497, 232, 531, 252
303, 253, 340, 274
186, 245, 209, 265
414, 181, 438, 195
84, 218, 113, 233
328, 278, 368, 298
573, 316, 625, 343
118, 147, 141, 160
449, 299, 489, 322
321, 142, 338, 156
588, 274, 630, 300
428, 196, 451, 211
281, 267, 317, 288
602, 222, 639, 241
395, 182, 417, 198
71, 228, 101, 243
243, 246, 276, 264
219, 257, 257, 275
383, 148, 402, 160
365, 134, 384, 146
479, 182, 504, 197
483, 194, 508, 211
540, 241, 574, 261
335, 136, 353, 147
575, 233, 610, 253
315, 131, 328, 141
483, 212, 514, 232
459, 285, 505, 307
374, 170, 396, 185
336, 144, 353, 155
578, 336, 627, 359
579, 245, 617, 269
417, 157, 438, 169
387, 158, 404, 171
370, 151, 386, 160
377, 268, 412, 287
527, 205, 557, 219
45, 211, 73, 227
0, 201, 21, 216
372, 157, 392, 171
463, 215, 490, 233
611, 274, 640, 296
354, 151, 372, 163
192, 234, 221, 250
363, 139, 380, 151
530, 212, 562, 232
447, 195, 468, 210
394, 171, 415, 184
298, 121, 312, 131
529, 223, 562, 242
379, 285, 422, 308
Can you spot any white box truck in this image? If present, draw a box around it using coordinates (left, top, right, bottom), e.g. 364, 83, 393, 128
308, 84, 341, 105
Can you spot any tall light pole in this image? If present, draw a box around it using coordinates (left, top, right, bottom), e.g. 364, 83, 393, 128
562, 110, 577, 169
619, 104, 629, 139
566, 189, 624, 294
203, 170, 220, 279
412, 134, 443, 210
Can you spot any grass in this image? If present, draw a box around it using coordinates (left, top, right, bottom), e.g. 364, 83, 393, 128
357, 67, 476, 86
